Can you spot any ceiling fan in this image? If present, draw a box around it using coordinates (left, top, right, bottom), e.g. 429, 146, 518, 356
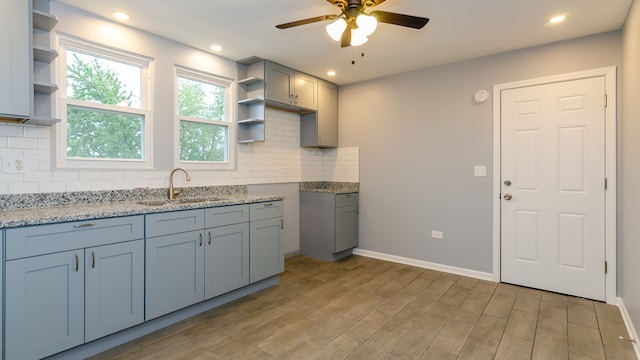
275, 0, 430, 48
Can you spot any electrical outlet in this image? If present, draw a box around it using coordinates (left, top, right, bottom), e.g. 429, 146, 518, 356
2, 155, 25, 174
431, 230, 443, 239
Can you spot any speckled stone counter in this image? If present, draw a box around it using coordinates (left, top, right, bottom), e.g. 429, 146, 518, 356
299, 182, 359, 194
0, 186, 283, 228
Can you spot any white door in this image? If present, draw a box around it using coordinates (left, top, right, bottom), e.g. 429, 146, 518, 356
500, 76, 606, 301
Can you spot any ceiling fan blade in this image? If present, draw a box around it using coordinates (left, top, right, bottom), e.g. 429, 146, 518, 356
341, 27, 351, 48
276, 15, 337, 29
369, 11, 430, 29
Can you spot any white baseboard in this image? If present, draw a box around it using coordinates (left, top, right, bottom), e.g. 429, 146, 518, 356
618, 297, 640, 359
352, 248, 494, 282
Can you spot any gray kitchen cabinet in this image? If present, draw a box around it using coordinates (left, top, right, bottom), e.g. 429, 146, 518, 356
237, 57, 266, 143
85, 240, 145, 342
249, 201, 285, 283
265, 61, 317, 112
300, 192, 359, 262
145, 210, 205, 320
6, 250, 85, 360
4, 216, 145, 359
301, 79, 338, 148
30, 0, 60, 125
0, 0, 31, 121
205, 205, 250, 298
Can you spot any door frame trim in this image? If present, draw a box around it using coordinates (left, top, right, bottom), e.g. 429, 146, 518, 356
492, 67, 617, 304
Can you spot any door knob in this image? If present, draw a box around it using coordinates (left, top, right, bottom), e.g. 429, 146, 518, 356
504, 193, 512, 200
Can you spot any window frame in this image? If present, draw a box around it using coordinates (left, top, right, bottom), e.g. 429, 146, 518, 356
55, 34, 154, 169
174, 66, 236, 170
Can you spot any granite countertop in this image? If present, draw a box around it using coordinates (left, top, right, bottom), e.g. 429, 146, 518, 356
299, 182, 359, 194
0, 186, 283, 229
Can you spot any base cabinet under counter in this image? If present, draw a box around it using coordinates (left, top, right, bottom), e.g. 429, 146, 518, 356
300, 192, 359, 262
2, 200, 285, 359
4, 216, 145, 360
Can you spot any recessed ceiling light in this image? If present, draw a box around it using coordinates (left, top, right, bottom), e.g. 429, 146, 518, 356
112, 12, 130, 21
549, 15, 566, 24
327, 71, 336, 76
210, 45, 223, 52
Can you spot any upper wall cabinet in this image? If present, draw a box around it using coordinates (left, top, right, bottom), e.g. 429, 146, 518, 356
30, 0, 60, 125
237, 57, 337, 147
301, 79, 338, 148
265, 61, 317, 112
237, 57, 266, 144
0, 0, 31, 121
0, 0, 60, 125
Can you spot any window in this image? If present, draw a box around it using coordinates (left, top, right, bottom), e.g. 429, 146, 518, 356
175, 67, 234, 169
57, 36, 152, 169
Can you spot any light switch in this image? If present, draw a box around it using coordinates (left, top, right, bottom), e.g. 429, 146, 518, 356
474, 165, 487, 177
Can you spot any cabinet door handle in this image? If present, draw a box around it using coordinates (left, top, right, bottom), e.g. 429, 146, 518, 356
75, 254, 79, 272
281, 218, 284, 229
289, 94, 294, 104
356, 206, 359, 215
294, 95, 298, 104
208, 232, 212, 245
91, 252, 95, 269
199, 233, 203, 246
74, 222, 95, 228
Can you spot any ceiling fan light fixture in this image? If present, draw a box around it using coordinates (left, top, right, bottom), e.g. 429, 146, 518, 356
356, 13, 377, 36
350, 28, 369, 46
326, 18, 347, 41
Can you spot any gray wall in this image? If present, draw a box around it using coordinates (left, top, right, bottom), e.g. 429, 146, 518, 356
339, 31, 622, 273
622, 0, 640, 333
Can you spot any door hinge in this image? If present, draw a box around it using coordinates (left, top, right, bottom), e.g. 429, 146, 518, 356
605, 261, 608, 274
605, 177, 608, 190
605, 94, 608, 108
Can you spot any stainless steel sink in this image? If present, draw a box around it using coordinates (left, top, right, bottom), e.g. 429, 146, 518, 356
137, 197, 227, 206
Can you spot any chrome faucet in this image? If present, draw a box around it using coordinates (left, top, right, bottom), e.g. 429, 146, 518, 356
168, 168, 191, 200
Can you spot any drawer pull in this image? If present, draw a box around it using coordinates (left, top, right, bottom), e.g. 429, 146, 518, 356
199, 233, 203, 247
281, 219, 284, 229
263, 203, 273, 207
74, 222, 96, 228
75, 254, 79, 272
92, 252, 95, 269
208, 232, 212, 245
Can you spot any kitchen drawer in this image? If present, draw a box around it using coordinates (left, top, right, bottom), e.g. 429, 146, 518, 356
250, 201, 284, 221
336, 193, 358, 207
145, 209, 204, 238
6, 216, 144, 260
205, 205, 249, 228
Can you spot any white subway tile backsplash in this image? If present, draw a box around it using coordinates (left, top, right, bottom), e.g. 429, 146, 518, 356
24, 126, 51, 139
91, 181, 114, 191
1, 109, 358, 193
23, 149, 50, 160
66, 181, 92, 192
78, 171, 103, 181
0, 124, 25, 137
8, 182, 39, 194
39, 182, 67, 193
24, 171, 53, 182
8, 136, 38, 149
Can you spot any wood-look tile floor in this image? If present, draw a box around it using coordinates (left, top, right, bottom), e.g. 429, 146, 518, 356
90, 255, 637, 360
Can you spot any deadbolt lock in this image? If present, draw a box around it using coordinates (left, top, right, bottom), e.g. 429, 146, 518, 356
504, 180, 512, 186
